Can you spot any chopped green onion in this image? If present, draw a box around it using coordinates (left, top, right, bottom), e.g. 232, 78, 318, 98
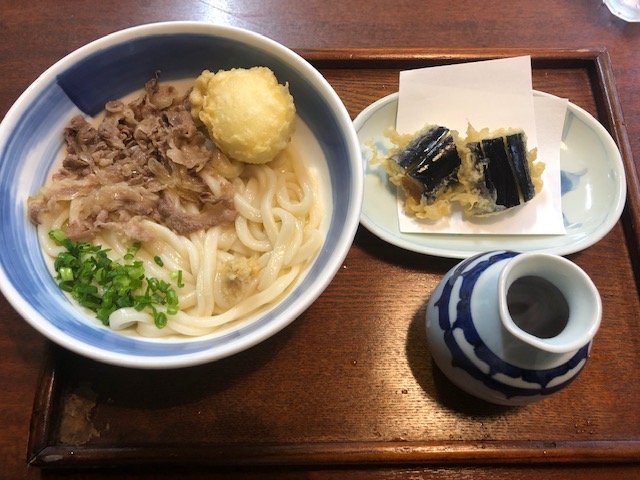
154, 311, 168, 328
124, 242, 141, 260
49, 230, 182, 329
171, 270, 184, 288
58, 267, 74, 282
154, 255, 164, 267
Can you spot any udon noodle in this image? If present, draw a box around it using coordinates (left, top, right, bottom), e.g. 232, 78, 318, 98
31, 78, 324, 339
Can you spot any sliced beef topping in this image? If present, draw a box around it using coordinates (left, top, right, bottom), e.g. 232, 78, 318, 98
28, 77, 237, 241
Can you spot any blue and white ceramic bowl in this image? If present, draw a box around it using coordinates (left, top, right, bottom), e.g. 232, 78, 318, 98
0, 22, 362, 369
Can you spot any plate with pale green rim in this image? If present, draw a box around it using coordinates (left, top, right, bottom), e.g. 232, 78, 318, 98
354, 91, 627, 259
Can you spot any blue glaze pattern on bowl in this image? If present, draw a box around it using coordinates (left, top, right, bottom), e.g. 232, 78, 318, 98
0, 22, 363, 368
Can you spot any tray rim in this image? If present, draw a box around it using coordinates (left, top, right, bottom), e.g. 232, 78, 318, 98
27, 47, 640, 469
28, 344, 640, 467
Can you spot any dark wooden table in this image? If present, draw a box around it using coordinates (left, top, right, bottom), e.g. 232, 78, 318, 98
2, 1, 640, 478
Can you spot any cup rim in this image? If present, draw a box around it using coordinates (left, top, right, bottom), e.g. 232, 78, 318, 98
498, 252, 602, 353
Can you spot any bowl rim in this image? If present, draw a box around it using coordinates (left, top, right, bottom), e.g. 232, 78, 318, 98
0, 21, 363, 369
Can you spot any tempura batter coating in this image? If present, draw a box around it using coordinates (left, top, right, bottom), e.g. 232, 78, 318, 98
372, 123, 543, 219
190, 67, 296, 164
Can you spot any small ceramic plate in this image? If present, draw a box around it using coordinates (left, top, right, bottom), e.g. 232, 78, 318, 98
354, 92, 627, 258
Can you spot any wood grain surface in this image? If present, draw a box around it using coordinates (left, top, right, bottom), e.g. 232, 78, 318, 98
1, 1, 640, 479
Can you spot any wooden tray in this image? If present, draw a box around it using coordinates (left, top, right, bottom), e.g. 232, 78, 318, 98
27, 48, 640, 469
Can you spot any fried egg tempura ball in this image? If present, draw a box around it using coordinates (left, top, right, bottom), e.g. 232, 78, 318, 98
190, 67, 296, 164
